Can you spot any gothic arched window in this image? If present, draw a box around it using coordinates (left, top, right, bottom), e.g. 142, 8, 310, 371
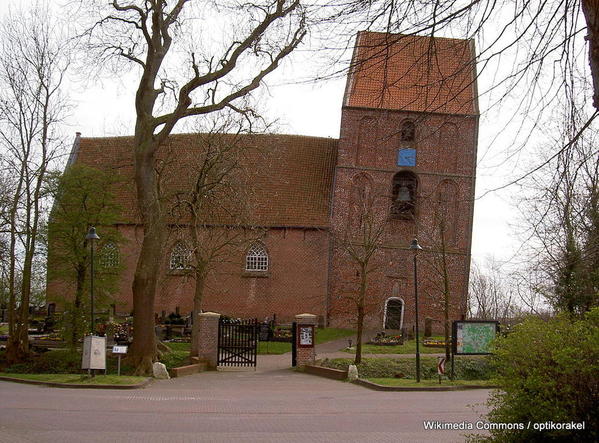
391, 171, 418, 219
100, 242, 119, 268
170, 242, 191, 270
400, 120, 415, 143
245, 243, 268, 272
436, 180, 459, 244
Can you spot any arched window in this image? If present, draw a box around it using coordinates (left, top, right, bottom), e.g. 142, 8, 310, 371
245, 243, 268, 272
100, 242, 119, 268
357, 117, 378, 165
436, 180, 458, 244
391, 171, 418, 218
350, 173, 373, 229
438, 123, 459, 171
170, 242, 191, 270
400, 120, 415, 143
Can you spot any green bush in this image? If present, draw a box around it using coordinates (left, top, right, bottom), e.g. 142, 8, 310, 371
4, 350, 82, 374
481, 308, 599, 442
320, 356, 495, 380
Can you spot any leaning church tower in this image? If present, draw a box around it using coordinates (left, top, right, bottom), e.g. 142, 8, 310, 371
327, 32, 479, 333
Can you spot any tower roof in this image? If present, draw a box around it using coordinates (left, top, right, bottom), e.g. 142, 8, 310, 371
344, 31, 478, 116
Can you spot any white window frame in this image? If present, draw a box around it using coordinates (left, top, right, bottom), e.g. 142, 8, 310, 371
245, 243, 268, 272
100, 242, 119, 268
170, 242, 192, 270
383, 297, 405, 330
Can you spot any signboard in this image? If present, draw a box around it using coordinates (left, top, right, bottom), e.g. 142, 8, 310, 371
298, 325, 314, 348
397, 148, 416, 167
82, 335, 106, 370
112, 345, 128, 354
452, 321, 499, 355
437, 357, 446, 375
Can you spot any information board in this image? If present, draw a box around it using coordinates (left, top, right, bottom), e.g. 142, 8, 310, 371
452, 321, 499, 355
298, 325, 314, 347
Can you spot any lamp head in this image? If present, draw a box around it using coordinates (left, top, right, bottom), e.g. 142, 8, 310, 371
86, 226, 100, 241
409, 238, 422, 251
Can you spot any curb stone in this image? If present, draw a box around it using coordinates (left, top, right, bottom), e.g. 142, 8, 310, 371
0, 375, 153, 389
354, 378, 499, 391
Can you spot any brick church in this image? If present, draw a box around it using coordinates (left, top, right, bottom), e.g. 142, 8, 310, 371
48, 31, 478, 332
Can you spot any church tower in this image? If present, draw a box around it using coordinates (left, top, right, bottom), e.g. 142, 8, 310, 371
328, 32, 479, 333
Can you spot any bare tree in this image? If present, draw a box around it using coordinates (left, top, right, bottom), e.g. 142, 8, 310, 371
166, 117, 262, 357
0, 5, 69, 362
516, 108, 599, 316
79, 0, 307, 374
333, 177, 389, 364
468, 259, 516, 323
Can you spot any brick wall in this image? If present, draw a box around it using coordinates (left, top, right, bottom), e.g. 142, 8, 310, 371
328, 107, 477, 331
47, 224, 331, 323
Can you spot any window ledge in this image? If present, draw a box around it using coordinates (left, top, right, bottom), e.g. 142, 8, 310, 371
242, 271, 270, 278
167, 269, 192, 276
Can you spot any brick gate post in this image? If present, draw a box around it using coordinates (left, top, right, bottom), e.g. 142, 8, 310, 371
197, 312, 221, 369
295, 313, 318, 367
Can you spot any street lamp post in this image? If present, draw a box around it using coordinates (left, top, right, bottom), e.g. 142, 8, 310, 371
410, 238, 423, 382
86, 227, 100, 335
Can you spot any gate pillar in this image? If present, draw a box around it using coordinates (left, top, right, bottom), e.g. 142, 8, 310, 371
196, 312, 221, 369
294, 313, 318, 367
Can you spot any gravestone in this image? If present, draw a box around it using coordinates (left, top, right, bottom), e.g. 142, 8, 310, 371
424, 317, 433, 338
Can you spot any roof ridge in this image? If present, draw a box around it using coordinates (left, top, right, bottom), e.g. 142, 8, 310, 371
79, 132, 339, 142
358, 30, 472, 43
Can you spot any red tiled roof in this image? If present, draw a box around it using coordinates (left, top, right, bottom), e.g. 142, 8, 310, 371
344, 31, 478, 115
75, 133, 338, 228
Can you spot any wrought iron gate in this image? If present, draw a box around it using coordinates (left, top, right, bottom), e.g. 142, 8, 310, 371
291, 321, 297, 367
217, 318, 258, 368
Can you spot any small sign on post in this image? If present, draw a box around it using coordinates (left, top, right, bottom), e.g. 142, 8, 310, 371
112, 345, 128, 376
437, 357, 446, 384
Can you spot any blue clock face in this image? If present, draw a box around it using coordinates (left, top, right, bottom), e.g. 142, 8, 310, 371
397, 148, 416, 166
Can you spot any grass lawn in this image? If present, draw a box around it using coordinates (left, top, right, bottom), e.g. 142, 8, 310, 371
165, 327, 354, 356
0, 373, 147, 385
344, 336, 449, 355
166, 342, 191, 352
257, 341, 290, 354
366, 377, 496, 387
316, 328, 354, 344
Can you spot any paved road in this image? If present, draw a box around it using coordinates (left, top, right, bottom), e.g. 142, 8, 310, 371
0, 356, 491, 443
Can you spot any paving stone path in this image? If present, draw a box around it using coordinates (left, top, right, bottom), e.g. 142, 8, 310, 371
0, 350, 491, 443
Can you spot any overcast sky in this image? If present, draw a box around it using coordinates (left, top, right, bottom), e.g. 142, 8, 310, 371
1, 0, 576, 269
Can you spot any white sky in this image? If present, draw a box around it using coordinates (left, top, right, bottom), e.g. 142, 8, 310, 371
2, 0, 579, 269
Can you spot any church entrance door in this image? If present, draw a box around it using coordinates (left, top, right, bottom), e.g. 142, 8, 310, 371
384, 298, 404, 330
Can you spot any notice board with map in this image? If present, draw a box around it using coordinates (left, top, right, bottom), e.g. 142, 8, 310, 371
452, 321, 499, 355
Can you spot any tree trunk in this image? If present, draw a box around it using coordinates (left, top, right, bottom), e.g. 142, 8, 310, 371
582, 0, 599, 110
71, 263, 86, 348
354, 264, 367, 365
438, 221, 451, 361
6, 163, 25, 360
128, 138, 165, 375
